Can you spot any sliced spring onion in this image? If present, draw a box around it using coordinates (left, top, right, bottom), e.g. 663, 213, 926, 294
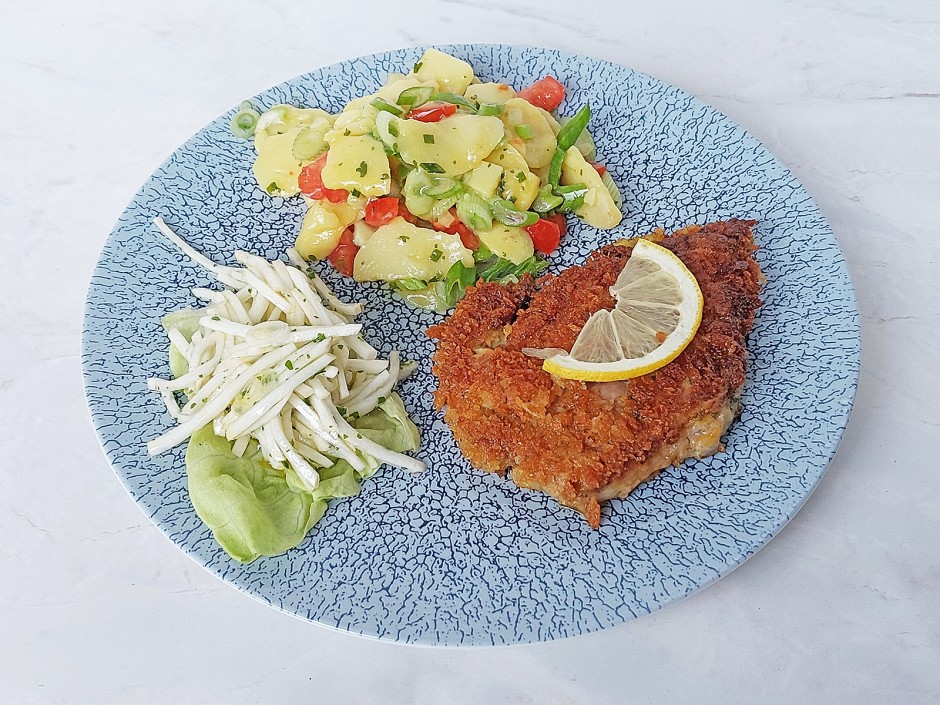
430, 194, 460, 221
403, 168, 434, 216
477, 102, 504, 117
490, 198, 539, 227
555, 183, 589, 212
430, 92, 479, 112
397, 85, 434, 107
456, 192, 494, 231
547, 147, 566, 189
421, 162, 446, 174
531, 185, 564, 213
419, 175, 463, 199
370, 97, 405, 117
555, 104, 591, 151
393, 277, 428, 291
292, 125, 327, 160
514, 124, 534, 139
230, 103, 261, 139
601, 169, 623, 208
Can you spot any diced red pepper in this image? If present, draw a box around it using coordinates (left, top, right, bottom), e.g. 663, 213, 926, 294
525, 217, 562, 255
408, 102, 458, 122
433, 208, 480, 250
327, 227, 359, 277
364, 196, 400, 227
591, 162, 607, 176
297, 153, 349, 203
516, 76, 566, 111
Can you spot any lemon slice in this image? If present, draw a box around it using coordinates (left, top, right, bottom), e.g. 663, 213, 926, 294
543, 239, 703, 381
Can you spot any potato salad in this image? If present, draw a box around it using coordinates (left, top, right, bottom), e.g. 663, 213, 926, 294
231, 49, 624, 311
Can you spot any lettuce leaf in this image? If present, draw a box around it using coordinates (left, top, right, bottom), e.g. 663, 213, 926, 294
165, 309, 421, 562
161, 308, 204, 377
183, 392, 420, 563
185, 425, 327, 563
354, 393, 421, 453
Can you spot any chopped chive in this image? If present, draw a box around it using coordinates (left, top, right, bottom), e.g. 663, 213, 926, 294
285, 360, 294, 370
356, 161, 368, 177
421, 162, 445, 174
515, 171, 527, 183
430, 248, 443, 262
423, 134, 435, 144
351, 188, 362, 198
265, 182, 280, 195
429, 92, 479, 113
413, 61, 424, 72
397, 85, 434, 107
370, 97, 404, 116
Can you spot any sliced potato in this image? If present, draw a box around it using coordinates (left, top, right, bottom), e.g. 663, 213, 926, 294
411, 48, 475, 94
537, 106, 562, 135
295, 201, 359, 260
397, 114, 505, 176
353, 217, 474, 282
324, 104, 379, 142
464, 82, 516, 105
463, 162, 503, 199
352, 220, 377, 246
321, 134, 391, 198
560, 146, 622, 229
477, 223, 534, 264
500, 98, 556, 168
253, 128, 305, 196
485, 143, 540, 211
253, 105, 332, 148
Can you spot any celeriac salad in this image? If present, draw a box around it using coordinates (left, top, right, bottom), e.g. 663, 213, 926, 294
147, 218, 423, 562
231, 48, 624, 311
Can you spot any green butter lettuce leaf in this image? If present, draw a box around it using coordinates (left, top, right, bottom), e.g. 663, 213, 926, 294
353, 393, 421, 454
185, 425, 326, 563
161, 308, 205, 377
183, 394, 421, 563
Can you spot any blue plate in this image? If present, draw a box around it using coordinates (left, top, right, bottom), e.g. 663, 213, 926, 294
82, 45, 859, 646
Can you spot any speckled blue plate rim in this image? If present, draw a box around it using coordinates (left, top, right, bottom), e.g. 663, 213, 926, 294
82, 44, 861, 647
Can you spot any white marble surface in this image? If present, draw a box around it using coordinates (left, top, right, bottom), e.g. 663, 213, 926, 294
2, 0, 938, 702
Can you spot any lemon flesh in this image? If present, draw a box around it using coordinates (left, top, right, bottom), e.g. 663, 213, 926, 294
543, 239, 703, 381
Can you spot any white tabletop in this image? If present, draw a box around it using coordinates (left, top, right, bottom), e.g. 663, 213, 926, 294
2, 1, 938, 703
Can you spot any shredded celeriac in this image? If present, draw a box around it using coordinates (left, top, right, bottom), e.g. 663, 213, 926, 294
146, 217, 426, 488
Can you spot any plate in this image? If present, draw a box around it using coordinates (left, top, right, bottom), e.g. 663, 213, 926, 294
82, 45, 859, 646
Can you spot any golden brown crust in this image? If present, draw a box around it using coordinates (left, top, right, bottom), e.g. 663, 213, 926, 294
427, 220, 763, 526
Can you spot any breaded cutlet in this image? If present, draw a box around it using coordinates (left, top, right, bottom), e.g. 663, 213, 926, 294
427, 220, 763, 526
